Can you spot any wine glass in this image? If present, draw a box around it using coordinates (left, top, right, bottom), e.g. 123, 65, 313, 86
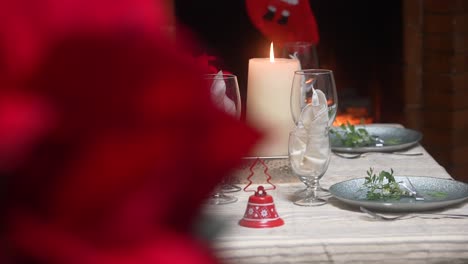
282, 42, 319, 70
289, 69, 337, 205
288, 130, 330, 206
290, 69, 337, 127
204, 72, 242, 204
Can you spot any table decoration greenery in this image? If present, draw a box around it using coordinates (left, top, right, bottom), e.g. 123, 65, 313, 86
330, 122, 378, 147
330, 122, 402, 148
362, 168, 407, 200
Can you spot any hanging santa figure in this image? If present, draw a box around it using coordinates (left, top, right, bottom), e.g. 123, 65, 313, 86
246, 0, 319, 47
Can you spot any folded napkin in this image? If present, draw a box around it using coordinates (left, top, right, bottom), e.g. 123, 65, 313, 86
290, 88, 330, 174
210, 70, 237, 117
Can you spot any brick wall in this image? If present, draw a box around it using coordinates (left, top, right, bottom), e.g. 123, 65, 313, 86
403, 0, 468, 182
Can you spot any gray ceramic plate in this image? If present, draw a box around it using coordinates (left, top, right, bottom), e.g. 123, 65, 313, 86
330, 125, 423, 153
329, 176, 468, 212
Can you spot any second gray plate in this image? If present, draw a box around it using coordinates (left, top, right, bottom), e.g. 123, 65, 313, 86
329, 176, 468, 212
330, 125, 423, 153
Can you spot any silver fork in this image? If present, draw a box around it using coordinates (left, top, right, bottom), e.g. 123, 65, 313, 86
360, 206, 468, 221
360, 206, 410, 220
403, 177, 425, 201
333, 152, 423, 159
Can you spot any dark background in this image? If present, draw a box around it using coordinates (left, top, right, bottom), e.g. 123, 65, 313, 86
174, 1, 403, 122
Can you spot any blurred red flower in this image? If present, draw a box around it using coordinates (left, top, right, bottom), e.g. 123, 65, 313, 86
0, 0, 260, 263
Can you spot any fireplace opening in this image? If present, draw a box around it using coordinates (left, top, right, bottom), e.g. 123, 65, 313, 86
175, 1, 404, 125
312, 1, 403, 126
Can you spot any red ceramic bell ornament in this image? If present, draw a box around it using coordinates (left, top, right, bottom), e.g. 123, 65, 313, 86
239, 185, 284, 228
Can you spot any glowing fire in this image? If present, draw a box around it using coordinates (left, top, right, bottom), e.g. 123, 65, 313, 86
333, 107, 373, 126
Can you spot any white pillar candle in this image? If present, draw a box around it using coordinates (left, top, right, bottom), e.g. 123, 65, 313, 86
246, 43, 300, 157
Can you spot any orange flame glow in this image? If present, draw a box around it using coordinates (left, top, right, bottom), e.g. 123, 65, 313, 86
333, 107, 373, 126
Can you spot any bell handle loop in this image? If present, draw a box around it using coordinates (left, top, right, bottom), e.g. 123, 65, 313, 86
243, 157, 276, 193
256, 185, 267, 196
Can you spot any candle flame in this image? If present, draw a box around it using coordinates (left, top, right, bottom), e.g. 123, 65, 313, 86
269, 42, 275, 62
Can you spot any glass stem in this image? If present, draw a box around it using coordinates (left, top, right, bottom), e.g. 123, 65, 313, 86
305, 178, 320, 199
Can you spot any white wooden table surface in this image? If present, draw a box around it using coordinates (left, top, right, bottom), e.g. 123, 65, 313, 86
201, 124, 468, 264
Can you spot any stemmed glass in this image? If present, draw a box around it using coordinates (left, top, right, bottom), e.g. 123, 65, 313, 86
204, 72, 242, 204
288, 69, 337, 206
290, 69, 337, 127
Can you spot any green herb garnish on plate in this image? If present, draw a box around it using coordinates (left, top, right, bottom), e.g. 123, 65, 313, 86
330, 121, 377, 147
330, 122, 402, 147
426, 191, 448, 199
384, 138, 402, 145
362, 168, 407, 200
